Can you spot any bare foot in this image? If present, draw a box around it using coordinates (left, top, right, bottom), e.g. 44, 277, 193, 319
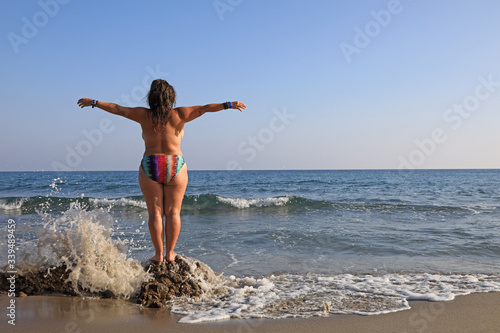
148, 254, 163, 262
165, 252, 177, 262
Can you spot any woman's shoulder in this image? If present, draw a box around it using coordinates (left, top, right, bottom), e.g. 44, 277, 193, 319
122, 107, 152, 126
170, 107, 185, 121
173, 106, 193, 122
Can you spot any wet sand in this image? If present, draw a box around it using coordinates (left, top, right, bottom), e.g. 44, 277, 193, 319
1, 292, 499, 333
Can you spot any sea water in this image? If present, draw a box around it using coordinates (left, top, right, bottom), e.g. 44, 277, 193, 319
1, 169, 499, 322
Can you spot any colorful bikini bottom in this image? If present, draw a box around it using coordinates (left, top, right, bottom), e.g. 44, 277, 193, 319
140, 154, 185, 184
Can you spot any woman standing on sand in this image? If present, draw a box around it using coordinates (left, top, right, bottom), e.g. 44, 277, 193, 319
78, 79, 246, 262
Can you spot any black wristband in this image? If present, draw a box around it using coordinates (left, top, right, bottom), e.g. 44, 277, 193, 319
91, 99, 98, 108
223, 102, 229, 109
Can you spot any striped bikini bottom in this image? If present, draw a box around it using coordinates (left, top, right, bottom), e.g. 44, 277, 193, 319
140, 154, 185, 184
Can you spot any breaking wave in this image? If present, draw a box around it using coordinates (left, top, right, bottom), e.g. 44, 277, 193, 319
2, 194, 495, 216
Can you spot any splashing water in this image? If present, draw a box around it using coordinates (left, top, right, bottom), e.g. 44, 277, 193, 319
19, 202, 150, 299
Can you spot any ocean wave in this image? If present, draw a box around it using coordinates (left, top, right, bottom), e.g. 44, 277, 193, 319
1, 194, 497, 216
180, 194, 334, 213
89, 197, 147, 209
216, 195, 290, 209
0, 196, 147, 215
0, 195, 305, 215
0, 197, 28, 211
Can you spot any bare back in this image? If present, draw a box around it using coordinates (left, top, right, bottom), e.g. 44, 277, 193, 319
137, 107, 185, 156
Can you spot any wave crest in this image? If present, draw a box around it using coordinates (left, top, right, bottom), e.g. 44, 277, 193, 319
1, 194, 496, 216
216, 195, 290, 209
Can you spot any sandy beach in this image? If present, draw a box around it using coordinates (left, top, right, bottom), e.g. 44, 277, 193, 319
1, 292, 499, 333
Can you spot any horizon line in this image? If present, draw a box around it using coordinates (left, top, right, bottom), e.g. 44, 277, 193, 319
2, 168, 500, 173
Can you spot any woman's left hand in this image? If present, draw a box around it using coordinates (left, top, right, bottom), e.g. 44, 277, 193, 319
77, 98, 92, 108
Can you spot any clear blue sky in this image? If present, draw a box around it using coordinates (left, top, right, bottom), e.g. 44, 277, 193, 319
1, 0, 500, 171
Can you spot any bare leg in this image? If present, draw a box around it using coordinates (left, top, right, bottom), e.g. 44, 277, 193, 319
139, 167, 165, 262
163, 164, 188, 261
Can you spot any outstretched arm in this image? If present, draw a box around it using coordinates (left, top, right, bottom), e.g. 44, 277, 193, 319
77, 98, 144, 122
178, 101, 246, 122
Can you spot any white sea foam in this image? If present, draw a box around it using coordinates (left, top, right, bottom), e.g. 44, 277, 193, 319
216, 196, 290, 209
170, 271, 500, 323
179, 256, 228, 295
90, 197, 147, 209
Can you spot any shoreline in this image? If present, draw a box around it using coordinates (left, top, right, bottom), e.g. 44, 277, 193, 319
1, 292, 499, 333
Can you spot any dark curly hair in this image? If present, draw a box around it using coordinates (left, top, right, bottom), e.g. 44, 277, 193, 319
147, 79, 176, 129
